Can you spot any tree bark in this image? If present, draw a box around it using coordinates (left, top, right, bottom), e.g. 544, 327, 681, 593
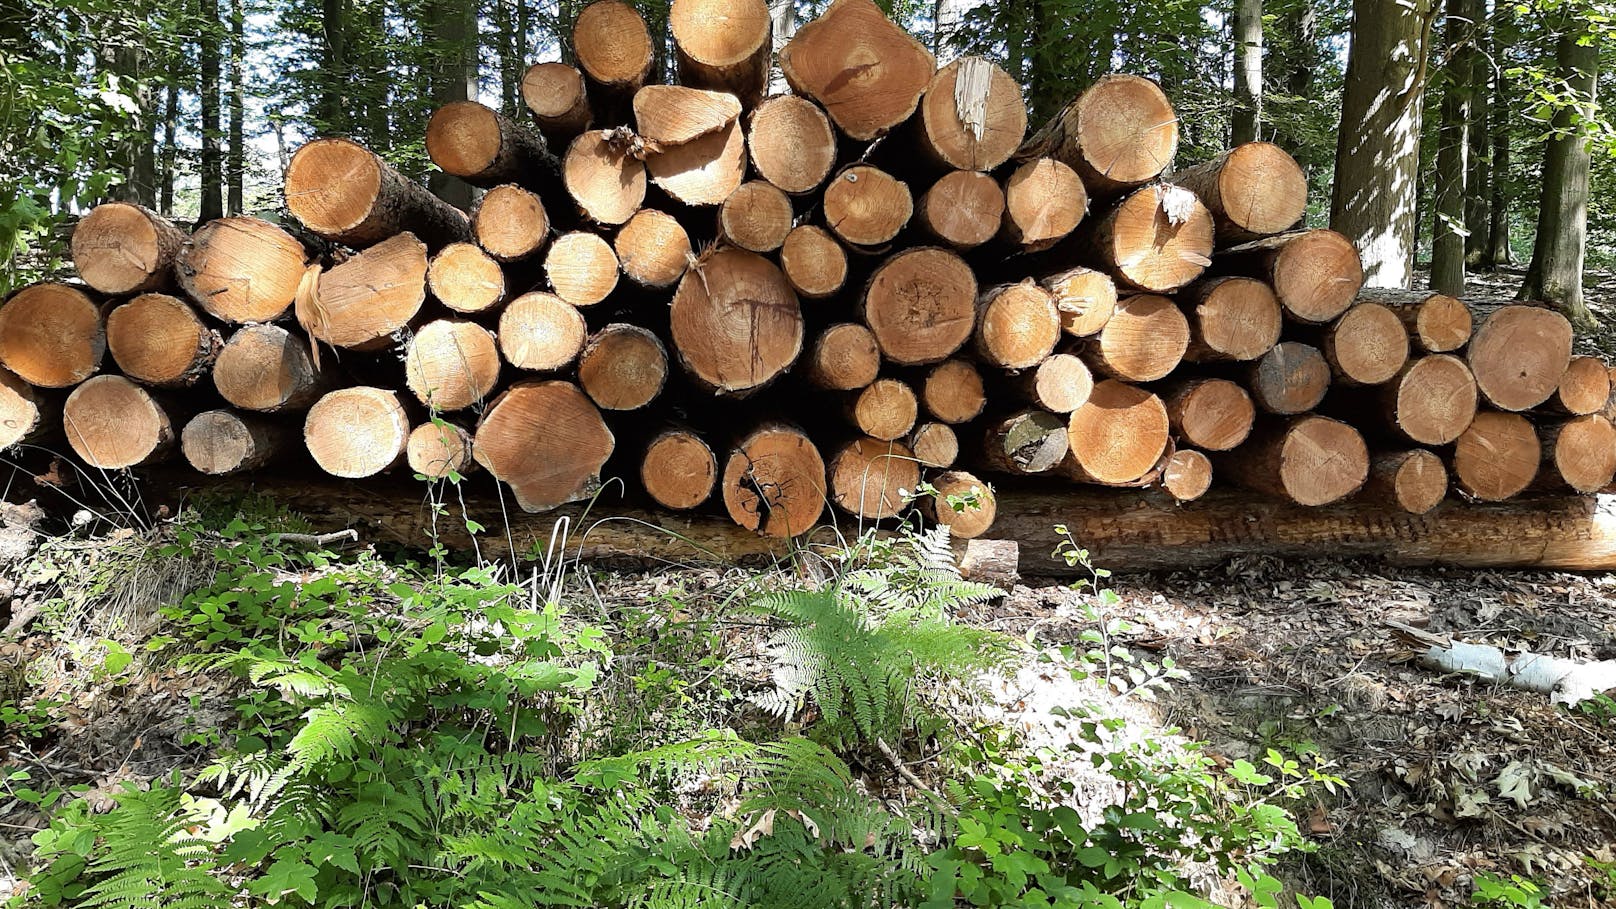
1485, 18, 1514, 268
198, 0, 224, 222
1231, 0, 1262, 144
1429, 0, 1475, 296
227, 0, 245, 214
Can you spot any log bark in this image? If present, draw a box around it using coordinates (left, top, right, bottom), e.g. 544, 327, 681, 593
918, 170, 1005, 250
1380, 354, 1478, 445
426, 100, 558, 190
646, 120, 747, 206
1018, 74, 1180, 197
520, 62, 592, 144
849, 378, 918, 441
577, 323, 668, 411
982, 409, 1068, 474
914, 56, 1027, 172
861, 247, 976, 365
1247, 341, 1331, 415
670, 248, 803, 394
1467, 304, 1573, 411
1550, 355, 1611, 416
106, 293, 221, 388
1452, 410, 1540, 501
907, 421, 958, 468
562, 129, 647, 226
403, 319, 502, 411
298, 232, 429, 351
1041, 267, 1116, 338
572, 0, 654, 111
778, 0, 935, 141
779, 225, 847, 299
1064, 380, 1170, 484
1170, 142, 1306, 243
1538, 414, 1616, 493
0, 366, 44, 448
828, 437, 920, 519
429, 242, 506, 314
633, 85, 742, 145
471, 184, 550, 262
178, 216, 309, 324
63, 375, 176, 468
919, 470, 996, 539
1014, 353, 1093, 414
822, 165, 912, 249
804, 323, 881, 390
1082, 293, 1189, 382
1160, 449, 1214, 503
1219, 229, 1364, 323
1363, 449, 1447, 514
498, 292, 589, 372
181, 409, 284, 475
719, 180, 795, 252
1321, 301, 1410, 386
545, 231, 619, 306
1084, 185, 1213, 293
641, 428, 719, 510
1221, 415, 1369, 506
922, 359, 986, 424
669, 0, 772, 108
407, 421, 477, 479
285, 138, 472, 249
71, 202, 186, 295
0, 283, 105, 388
304, 386, 410, 478
1180, 276, 1281, 362
747, 95, 837, 194
614, 209, 691, 288
998, 158, 1086, 251
1163, 377, 1255, 451
474, 379, 615, 511
720, 422, 827, 537
974, 280, 1060, 370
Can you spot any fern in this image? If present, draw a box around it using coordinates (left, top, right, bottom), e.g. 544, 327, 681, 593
70, 785, 234, 909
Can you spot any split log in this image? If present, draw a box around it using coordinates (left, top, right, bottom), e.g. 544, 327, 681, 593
1169, 142, 1306, 243
1452, 410, 1540, 501
1362, 449, 1447, 515
804, 323, 881, 390
562, 130, 647, 226
178, 216, 308, 324
778, 0, 935, 141
719, 180, 795, 252
1019, 74, 1179, 197
1042, 267, 1116, 338
974, 281, 1060, 370
747, 96, 837, 194
407, 421, 477, 479
1247, 341, 1330, 415
1538, 415, 1616, 493
1550, 355, 1612, 416
918, 170, 1005, 249
1063, 380, 1170, 485
471, 184, 549, 262
181, 410, 284, 475
521, 62, 592, 144
403, 320, 502, 411
285, 137, 471, 248
474, 379, 615, 511
922, 358, 986, 423
907, 422, 958, 468
213, 324, 327, 413
641, 429, 718, 510
779, 225, 848, 299
1163, 377, 1254, 451
572, 0, 654, 108
1322, 301, 1410, 386
633, 85, 742, 145
1381, 354, 1479, 446
828, 437, 920, 519
914, 56, 1027, 172
982, 409, 1068, 474
1180, 276, 1281, 362
720, 422, 826, 537
822, 165, 912, 249
1160, 449, 1213, 503
545, 231, 619, 306
998, 158, 1085, 251
1013, 353, 1093, 414
1221, 415, 1369, 506
1082, 293, 1189, 382
670, 248, 802, 394
1219, 229, 1363, 323
498, 292, 589, 372
426, 101, 557, 189
849, 377, 917, 441
304, 386, 410, 478
106, 293, 221, 388
1380, 292, 1472, 353
1085, 185, 1213, 293
1467, 305, 1574, 411
919, 470, 996, 538
72, 202, 186, 295
669, 0, 771, 108
298, 232, 428, 350
63, 375, 176, 468
429, 242, 506, 314
614, 209, 691, 288
862, 247, 976, 365
0, 366, 44, 448
0, 283, 105, 388
577, 323, 669, 410
646, 120, 747, 206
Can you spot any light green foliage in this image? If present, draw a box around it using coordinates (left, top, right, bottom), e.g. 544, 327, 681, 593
1470, 872, 1546, 907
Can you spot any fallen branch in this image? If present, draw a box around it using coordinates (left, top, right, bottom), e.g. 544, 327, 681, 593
1389, 620, 1616, 706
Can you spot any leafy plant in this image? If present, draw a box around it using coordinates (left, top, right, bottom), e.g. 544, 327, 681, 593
1471, 871, 1546, 908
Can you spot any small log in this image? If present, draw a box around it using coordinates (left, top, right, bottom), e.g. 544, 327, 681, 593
778, 0, 935, 141
71, 202, 186, 295
1064, 380, 1170, 485
562, 129, 647, 226
63, 375, 176, 468
719, 180, 795, 252
862, 247, 976, 365
1163, 377, 1254, 451
0, 365, 45, 448
429, 242, 506, 314
498, 292, 588, 372
1371, 291, 1472, 353
720, 422, 827, 537
614, 209, 691, 288
521, 62, 592, 144
779, 225, 848, 299
106, 293, 221, 388
919, 469, 996, 539
747, 96, 837, 194
1160, 449, 1213, 503
955, 538, 1018, 587
671, 248, 802, 394
181, 410, 284, 475
914, 56, 1026, 172
917, 170, 1005, 250
0, 283, 105, 388
828, 437, 921, 519
1452, 410, 1540, 501
1550, 355, 1612, 416
577, 323, 668, 410
633, 85, 742, 145
1014, 353, 1093, 414
998, 158, 1085, 251
407, 421, 477, 479
1381, 354, 1479, 446
1085, 185, 1213, 293
298, 232, 428, 350
1322, 301, 1410, 386
474, 379, 615, 511
849, 377, 918, 441
1467, 304, 1574, 411
1220, 229, 1364, 323
1082, 293, 1189, 382
403, 320, 502, 411
822, 165, 912, 249
646, 121, 747, 206
1041, 267, 1116, 338
669, 0, 771, 108
922, 358, 986, 423
1180, 276, 1281, 362
641, 429, 719, 510
1248, 342, 1331, 415
426, 100, 557, 189
1019, 74, 1179, 197
304, 386, 409, 478
471, 184, 549, 263
285, 137, 471, 249
545, 231, 619, 306
1169, 142, 1306, 243
572, 0, 654, 108
804, 323, 881, 390
1363, 449, 1447, 515
982, 409, 1067, 474
1539, 414, 1616, 493
1222, 415, 1369, 506
178, 216, 308, 324
907, 421, 959, 468
213, 324, 326, 413
974, 280, 1060, 370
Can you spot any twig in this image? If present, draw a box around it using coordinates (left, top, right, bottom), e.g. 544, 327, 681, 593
267, 529, 360, 549
875, 737, 947, 807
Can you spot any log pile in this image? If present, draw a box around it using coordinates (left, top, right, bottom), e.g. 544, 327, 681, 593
8, 0, 1614, 550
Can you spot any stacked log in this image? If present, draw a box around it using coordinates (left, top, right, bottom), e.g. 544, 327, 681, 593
13, 2, 1612, 551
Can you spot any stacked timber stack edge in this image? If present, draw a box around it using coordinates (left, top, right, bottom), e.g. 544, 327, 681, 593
7, 0, 1615, 550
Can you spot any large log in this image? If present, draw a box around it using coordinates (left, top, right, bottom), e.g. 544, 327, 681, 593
520, 62, 592, 144
974, 281, 1060, 370
181, 410, 285, 476
632, 85, 742, 145
1064, 379, 1170, 485
748, 96, 837, 195
669, 0, 771, 108
861, 247, 976, 366
71, 202, 186, 295
914, 56, 1027, 172
778, 0, 935, 141
471, 184, 549, 263
1219, 229, 1363, 323
641, 429, 718, 510
922, 359, 986, 424
804, 323, 881, 390
63, 375, 176, 468
1247, 341, 1330, 415
1321, 301, 1410, 386
918, 170, 1006, 250
719, 180, 794, 252
403, 320, 502, 411
1360, 291, 1472, 353
828, 437, 920, 519
1220, 415, 1369, 506
1041, 267, 1116, 338
178, 216, 309, 324
1380, 354, 1479, 446
1082, 293, 1189, 382
285, 138, 472, 248
562, 129, 647, 226
998, 158, 1086, 252
304, 386, 410, 478
572, 0, 654, 111
1538, 414, 1616, 494
779, 225, 848, 299
1019, 74, 1179, 197
498, 292, 588, 372
615, 210, 691, 288
474, 379, 615, 512
720, 422, 827, 537
822, 165, 912, 249
670, 248, 802, 394
429, 242, 506, 314
1163, 377, 1255, 451
1452, 410, 1540, 501
298, 232, 429, 351
1179, 276, 1281, 362
1084, 185, 1213, 293
212, 324, 326, 413
106, 293, 221, 388
545, 231, 619, 307
426, 101, 557, 190
0, 283, 105, 388
1467, 304, 1573, 411
646, 120, 747, 206
577, 323, 668, 411
1169, 142, 1306, 243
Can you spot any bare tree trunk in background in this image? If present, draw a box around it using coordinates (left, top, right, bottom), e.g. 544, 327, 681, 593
768, 0, 795, 94
426, 0, 478, 208
199, 0, 224, 222
1265, 2, 1314, 161
228, 0, 245, 214
1331, 0, 1435, 288
160, 80, 178, 215
319, 0, 346, 132
1486, 29, 1513, 268
1464, 0, 1491, 267
1430, 0, 1475, 296
365, 1, 389, 147
1231, 0, 1262, 144
495, 0, 517, 114
1520, 19, 1597, 327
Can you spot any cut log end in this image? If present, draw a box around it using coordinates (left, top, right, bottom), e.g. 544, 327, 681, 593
72, 202, 185, 295
407, 421, 477, 479
1385, 354, 1479, 446
975, 281, 1060, 370
633, 85, 743, 145
1555, 356, 1612, 416
1028, 74, 1179, 195
642, 429, 718, 510
426, 101, 521, 182
671, 248, 802, 394
474, 380, 615, 512
780, 225, 848, 299
1165, 378, 1254, 451
429, 242, 506, 314
721, 423, 826, 537
851, 378, 918, 441
1325, 301, 1410, 386
1182, 276, 1281, 362
545, 231, 619, 306
1453, 411, 1540, 501
499, 292, 588, 372
107, 293, 220, 388
1269, 229, 1364, 323
748, 96, 837, 194
563, 130, 647, 226
1468, 305, 1574, 411
669, 0, 770, 106
1174, 141, 1306, 240
521, 62, 591, 141
615, 209, 691, 288
829, 437, 921, 519
1043, 267, 1117, 338
213, 324, 325, 413
577, 323, 668, 410
1364, 449, 1447, 515
1403, 292, 1473, 353
0, 366, 43, 449
1161, 449, 1213, 503
1065, 380, 1170, 484
923, 470, 996, 539
719, 180, 795, 252
919, 170, 1006, 249
1093, 185, 1213, 293
908, 421, 959, 468
1087, 293, 1190, 382
182, 410, 283, 476
823, 166, 913, 248
863, 247, 976, 366
805, 323, 881, 390
999, 158, 1085, 250
472, 184, 549, 262
64, 375, 174, 469
285, 137, 471, 248
1017, 353, 1094, 414
573, 0, 654, 90
779, 0, 936, 141
1543, 415, 1616, 493
299, 232, 428, 349
923, 359, 987, 424
179, 216, 308, 324
919, 57, 1027, 172
1228, 416, 1369, 507
305, 387, 410, 478
647, 120, 746, 206
0, 283, 105, 389
1249, 342, 1331, 415
404, 320, 502, 411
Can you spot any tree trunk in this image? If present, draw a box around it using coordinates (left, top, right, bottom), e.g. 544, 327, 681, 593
228, 0, 245, 214
1463, 0, 1490, 268
160, 80, 179, 214
1429, 0, 1474, 296
198, 0, 224, 222
319, 0, 347, 131
425, 0, 479, 209
1485, 20, 1513, 268
1231, 0, 1262, 144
